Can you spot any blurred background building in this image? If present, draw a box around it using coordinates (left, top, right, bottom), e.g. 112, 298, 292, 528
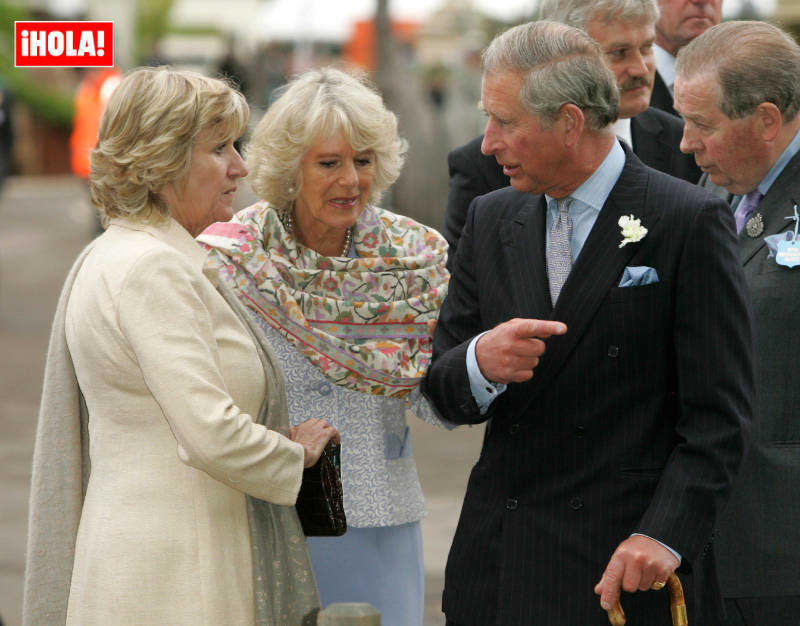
0, 0, 781, 225
777, 0, 800, 37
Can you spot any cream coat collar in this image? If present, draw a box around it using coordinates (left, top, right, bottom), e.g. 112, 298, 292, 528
108, 215, 208, 270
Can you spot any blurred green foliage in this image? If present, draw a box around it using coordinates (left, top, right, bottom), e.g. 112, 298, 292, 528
136, 0, 175, 63
0, 0, 224, 127
167, 24, 221, 37
0, 2, 74, 127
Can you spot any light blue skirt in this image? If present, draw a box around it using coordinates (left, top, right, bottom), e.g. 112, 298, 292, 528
306, 521, 424, 626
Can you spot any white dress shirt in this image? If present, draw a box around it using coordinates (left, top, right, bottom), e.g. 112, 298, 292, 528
653, 44, 677, 95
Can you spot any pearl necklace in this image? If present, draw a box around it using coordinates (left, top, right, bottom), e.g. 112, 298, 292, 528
279, 208, 353, 257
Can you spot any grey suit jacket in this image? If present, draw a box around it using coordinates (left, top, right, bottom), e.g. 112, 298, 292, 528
702, 154, 800, 598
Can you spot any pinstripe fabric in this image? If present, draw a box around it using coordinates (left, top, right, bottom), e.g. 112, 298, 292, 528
424, 146, 754, 624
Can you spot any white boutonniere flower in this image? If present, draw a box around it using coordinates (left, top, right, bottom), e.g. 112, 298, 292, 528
618, 214, 648, 248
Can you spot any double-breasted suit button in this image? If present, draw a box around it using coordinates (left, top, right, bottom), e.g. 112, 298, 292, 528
506, 498, 518, 510
570, 497, 583, 510
509, 423, 519, 434
607, 345, 619, 358
575, 425, 585, 438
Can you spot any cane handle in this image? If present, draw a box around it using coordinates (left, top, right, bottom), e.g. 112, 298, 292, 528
605, 574, 687, 625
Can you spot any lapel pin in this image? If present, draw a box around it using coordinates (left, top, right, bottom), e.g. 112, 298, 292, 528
745, 212, 764, 238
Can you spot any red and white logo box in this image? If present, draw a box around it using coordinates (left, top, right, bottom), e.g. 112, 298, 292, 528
15, 21, 114, 68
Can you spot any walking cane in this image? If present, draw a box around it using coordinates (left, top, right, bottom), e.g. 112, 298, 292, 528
605, 573, 687, 625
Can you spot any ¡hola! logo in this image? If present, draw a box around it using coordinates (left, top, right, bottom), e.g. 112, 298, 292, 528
14, 21, 114, 68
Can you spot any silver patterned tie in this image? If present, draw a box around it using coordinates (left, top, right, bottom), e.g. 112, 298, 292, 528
547, 197, 573, 306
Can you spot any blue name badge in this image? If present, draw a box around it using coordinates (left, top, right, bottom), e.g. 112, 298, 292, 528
776, 239, 800, 268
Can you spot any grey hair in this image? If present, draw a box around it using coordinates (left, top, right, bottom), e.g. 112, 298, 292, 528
246, 67, 407, 208
482, 20, 619, 130
676, 20, 800, 121
538, 0, 659, 30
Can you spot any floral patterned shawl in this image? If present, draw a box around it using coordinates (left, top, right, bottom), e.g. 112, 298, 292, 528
199, 202, 449, 398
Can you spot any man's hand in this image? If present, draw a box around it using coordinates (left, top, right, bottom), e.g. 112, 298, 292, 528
475, 318, 567, 384
594, 535, 679, 611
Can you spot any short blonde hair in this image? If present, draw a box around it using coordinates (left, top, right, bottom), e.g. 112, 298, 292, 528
246, 67, 407, 208
90, 66, 248, 224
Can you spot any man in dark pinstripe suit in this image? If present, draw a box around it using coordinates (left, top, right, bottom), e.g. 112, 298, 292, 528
424, 20, 754, 625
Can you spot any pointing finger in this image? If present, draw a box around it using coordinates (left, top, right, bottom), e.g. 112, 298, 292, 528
511, 319, 567, 339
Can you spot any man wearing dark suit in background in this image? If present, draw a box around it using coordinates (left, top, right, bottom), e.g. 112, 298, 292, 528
675, 21, 800, 626
651, 0, 722, 116
424, 20, 753, 624
444, 0, 700, 266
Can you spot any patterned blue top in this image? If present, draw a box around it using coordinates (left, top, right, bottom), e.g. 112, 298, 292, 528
250, 314, 450, 527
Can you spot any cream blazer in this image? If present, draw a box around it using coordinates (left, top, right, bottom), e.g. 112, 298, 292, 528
62, 216, 304, 625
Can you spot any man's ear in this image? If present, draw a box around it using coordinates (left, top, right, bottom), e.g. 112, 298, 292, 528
754, 102, 782, 142
558, 103, 586, 147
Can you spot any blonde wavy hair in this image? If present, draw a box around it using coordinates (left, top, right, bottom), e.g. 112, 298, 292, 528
245, 67, 407, 208
90, 66, 248, 224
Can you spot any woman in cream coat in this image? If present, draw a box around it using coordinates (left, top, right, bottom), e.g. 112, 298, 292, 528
23, 67, 338, 625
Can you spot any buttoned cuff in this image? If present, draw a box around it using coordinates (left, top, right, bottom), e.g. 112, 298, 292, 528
466, 332, 507, 415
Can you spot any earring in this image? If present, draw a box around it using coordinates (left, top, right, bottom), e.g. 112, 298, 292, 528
287, 181, 295, 195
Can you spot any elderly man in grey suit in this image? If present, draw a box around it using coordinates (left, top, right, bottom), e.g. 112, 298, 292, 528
674, 20, 800, 626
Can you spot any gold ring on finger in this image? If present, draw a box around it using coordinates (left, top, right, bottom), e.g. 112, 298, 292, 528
651, 580, 665, 590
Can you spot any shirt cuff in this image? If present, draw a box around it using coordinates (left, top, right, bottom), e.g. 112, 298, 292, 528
466, 332, 507, 415
631, 533, 682, 565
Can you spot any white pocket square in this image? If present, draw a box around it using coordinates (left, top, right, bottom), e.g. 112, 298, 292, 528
618, 266, 659, 287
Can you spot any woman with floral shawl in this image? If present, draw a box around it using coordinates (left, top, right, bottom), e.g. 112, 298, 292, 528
199, 67, 450, 625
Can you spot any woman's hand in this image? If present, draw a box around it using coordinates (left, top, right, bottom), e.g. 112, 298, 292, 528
289, 418, 340, 468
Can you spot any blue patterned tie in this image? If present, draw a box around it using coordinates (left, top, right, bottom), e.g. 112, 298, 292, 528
734, 190, 763, 234
547, 197, 573, 306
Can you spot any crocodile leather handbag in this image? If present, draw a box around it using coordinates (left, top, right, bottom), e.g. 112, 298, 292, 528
296, 442, 347, 536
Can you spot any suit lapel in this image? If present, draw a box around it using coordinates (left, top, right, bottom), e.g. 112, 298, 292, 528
524, 149, 661, 397
651, 72, 677, 117
630, 110, 665, 173
507, 194, 552, 319
739, 150, 800, 265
